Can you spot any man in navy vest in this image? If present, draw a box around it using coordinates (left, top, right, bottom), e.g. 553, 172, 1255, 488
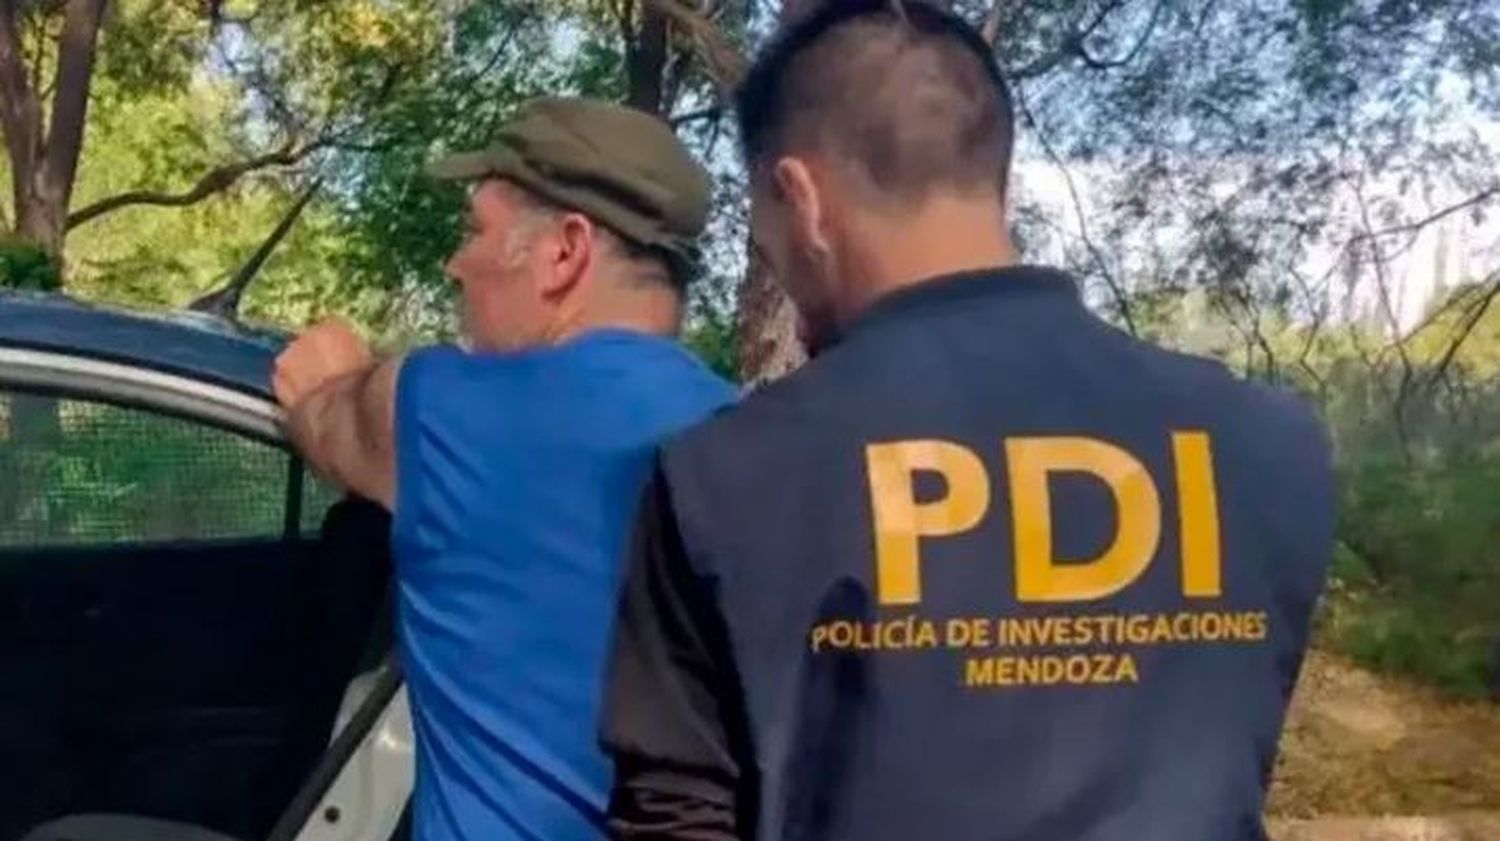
272, 98, 736, 841
600, 4, 1335, 840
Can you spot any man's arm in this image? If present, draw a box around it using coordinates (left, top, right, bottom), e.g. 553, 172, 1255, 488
603, 465, 749, 840
282, 355, 402, 510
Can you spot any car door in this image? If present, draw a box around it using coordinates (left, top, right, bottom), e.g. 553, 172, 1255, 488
0, 342, 399, 841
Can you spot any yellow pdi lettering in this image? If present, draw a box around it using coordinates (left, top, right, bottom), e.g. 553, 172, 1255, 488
1007, 436, 1161, 602
866, 440, 989, 605
1173, 431, 1223, 597
865, 432, 1225, 606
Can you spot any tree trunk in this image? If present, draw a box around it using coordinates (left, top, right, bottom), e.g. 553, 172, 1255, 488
0, 0, 109, 269
44, 0, 109, 220
15, 192, 66, 257
734, 0, 825, 384
626, 2, 669, 114
736, 251, 805, 385
0, 2, 43, 239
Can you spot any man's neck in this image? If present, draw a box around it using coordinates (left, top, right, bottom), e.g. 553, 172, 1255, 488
549, 290, 682, 344
840, 195, 1018, 321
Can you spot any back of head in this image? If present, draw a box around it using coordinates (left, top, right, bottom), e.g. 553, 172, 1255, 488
735, 1, 1018, 351
737, 0, 1014, 206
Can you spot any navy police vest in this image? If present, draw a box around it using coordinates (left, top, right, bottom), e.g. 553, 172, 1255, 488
657, 267, 1335, 841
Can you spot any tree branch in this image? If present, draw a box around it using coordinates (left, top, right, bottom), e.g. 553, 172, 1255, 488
1393, 281, 1477, 348
432, 10, 531, 136
645, 0, 747, 92
1350, 185, 1500, 246
1013, 78, 1139, 335
1424, 268, 1500, 395
1192, 0, 1222, 38
66, 138, 327, 230
1008, 0, 1152, 79
1076, 0, 1167, 70
1352, 182, 1418, 464
1353, 182, 1413, 379
1235, 223, 1281, 378
1287, 266, 1331, 399
669, 104, 720, 127
216, 44, 302, 137
1009, 44, 1073, 80
660, 42, 692, 114
1081, 0, 1130, 35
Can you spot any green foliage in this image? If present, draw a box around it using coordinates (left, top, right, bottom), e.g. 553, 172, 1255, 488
48, 78, 348, 323
1143, 280, 1500, 697
329, 1, 625, 339
0, 239, 62, 291
1407, 280, 1500, 380
1320, 582, 1496, 698
1012, 0, 1500, 356
1298, 344, 1500, 697
96, 0, 210, 100
3, 0, 752, 344
683, 304, 740, 382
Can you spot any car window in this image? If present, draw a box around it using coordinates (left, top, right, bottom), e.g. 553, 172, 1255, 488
0, 388, 335, 546
302, 473, 345, 535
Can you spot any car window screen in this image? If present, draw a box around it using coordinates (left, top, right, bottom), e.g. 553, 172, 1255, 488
303, 473, 345, 535
0, 390, 295, 545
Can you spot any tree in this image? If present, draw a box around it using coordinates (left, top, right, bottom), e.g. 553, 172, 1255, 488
0, 0, 451, 289
332, 0, 758, 344
652, 0, 1500, 384
0, 0, 110, 282
36, 75, 340, 312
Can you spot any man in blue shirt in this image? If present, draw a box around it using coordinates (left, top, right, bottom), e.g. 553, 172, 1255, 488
271, 98, 736, 841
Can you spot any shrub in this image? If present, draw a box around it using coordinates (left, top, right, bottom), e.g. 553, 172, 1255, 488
0, 239, 61, 292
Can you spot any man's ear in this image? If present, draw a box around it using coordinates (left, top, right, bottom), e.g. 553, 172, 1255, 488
773, 157, 830, 257
542, 212, 593, 298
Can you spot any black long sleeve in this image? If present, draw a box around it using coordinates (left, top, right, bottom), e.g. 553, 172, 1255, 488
601, 465, 747, 841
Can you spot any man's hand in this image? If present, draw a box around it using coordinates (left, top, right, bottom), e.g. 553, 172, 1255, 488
273, 317, 374, 411
273, 317, 399, 510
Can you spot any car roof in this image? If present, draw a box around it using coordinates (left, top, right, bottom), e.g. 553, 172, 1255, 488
0, 291, 286, 399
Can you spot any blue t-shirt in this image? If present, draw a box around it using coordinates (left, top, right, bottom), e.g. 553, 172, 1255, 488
392, 329, 736, 841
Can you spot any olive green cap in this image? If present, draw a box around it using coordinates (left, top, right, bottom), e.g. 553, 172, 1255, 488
425, 97, 712, 286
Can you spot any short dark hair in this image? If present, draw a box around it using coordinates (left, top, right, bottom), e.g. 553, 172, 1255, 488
736, 0, 1015, 202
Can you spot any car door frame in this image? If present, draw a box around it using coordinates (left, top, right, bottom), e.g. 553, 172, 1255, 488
0, 342, 414, 841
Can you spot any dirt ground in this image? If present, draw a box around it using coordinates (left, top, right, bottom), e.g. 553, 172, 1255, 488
1267, 650, 1500, 819
1270, 815, 1500, 841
